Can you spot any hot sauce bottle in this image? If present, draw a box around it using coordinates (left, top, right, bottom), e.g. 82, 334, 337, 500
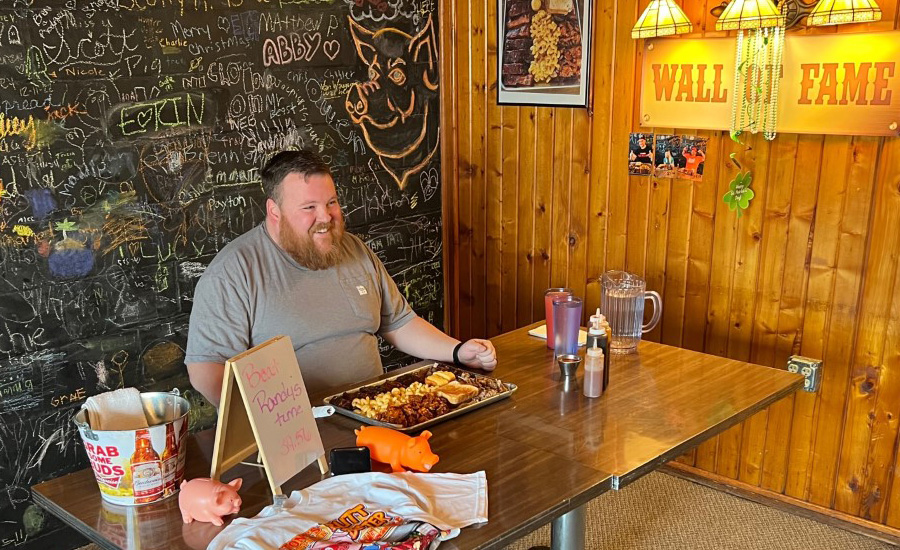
161, 423, 178, 497
131, 429, 163, 504
583, 342, 604, 398
586, 309, 612, 391
598, 315, 612, 391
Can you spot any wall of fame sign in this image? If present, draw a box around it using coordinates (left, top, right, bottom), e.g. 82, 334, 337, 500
641, 31, 900, 136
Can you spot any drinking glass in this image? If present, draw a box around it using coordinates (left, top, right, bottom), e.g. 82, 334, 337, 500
600, 271, 661, 354
544, 288, 573, 349
552, 296, 583, 357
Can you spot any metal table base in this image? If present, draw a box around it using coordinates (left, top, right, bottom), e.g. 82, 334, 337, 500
529, 504, 586, 550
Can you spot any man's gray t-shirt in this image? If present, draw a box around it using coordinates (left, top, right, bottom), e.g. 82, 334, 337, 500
185, 224, 416, 396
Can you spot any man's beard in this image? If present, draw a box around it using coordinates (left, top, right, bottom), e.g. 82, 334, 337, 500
279, 218, 345, 270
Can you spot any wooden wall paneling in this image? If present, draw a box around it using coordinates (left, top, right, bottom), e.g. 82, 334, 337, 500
440, 0, 460, 334
659, 127, 691, 348
584, 2, 618, 316
760, 134, 825, 494
856, 144, 900, 523
832, 137, 894, 518
715, 135, 771, 480
644, 172, 672, 343
551, 110, 574, 288
485, 0, 503, 338
625, 40, 650, 277
605, 0, 640, 271
516, 108, 538, 327
470, 0, 489, 340
811, 136, 878, 510
681, 131, 721, 354
675, 130, 722, 468
746, 135, 798, 369
784, 135, 852, 501
680, 0, 706, 34
455, 0, 474, 341
871, 139, 900, 527
532, 108, 555, 314
883, 299, 900, 528
695, 133, 744, 473
501, 106, 521, 334
738, 135, 798, 487
568, 110, 593, 309
625, 176, 652, 276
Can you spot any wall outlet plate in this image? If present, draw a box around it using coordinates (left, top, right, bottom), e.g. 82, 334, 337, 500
787, 355, 822, 393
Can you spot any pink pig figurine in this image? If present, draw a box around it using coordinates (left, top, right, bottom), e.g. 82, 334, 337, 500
179, 478, 243, 526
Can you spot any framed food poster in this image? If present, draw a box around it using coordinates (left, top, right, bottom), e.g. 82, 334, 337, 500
497, 0, 592, 107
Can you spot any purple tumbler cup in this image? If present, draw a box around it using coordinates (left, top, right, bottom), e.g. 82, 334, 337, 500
552, 296, 583, 357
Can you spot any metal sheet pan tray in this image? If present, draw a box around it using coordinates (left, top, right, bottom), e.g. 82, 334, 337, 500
322, 362, 517, 433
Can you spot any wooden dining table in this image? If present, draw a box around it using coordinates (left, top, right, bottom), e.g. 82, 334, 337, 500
32, 323, 803, 550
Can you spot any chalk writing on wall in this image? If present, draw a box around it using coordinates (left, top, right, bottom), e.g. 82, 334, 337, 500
0, 1, 442, 547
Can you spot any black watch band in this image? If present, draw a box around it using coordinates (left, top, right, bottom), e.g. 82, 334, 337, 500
452, 342, 464, 366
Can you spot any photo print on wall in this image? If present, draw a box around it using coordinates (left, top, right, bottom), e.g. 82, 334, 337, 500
654, 134, 680, 179
497, 0, 592, 107
629, 133, 654, 176
678, 135, 707, 182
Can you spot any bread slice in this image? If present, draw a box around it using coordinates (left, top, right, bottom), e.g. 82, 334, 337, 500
547, 0, 573, 15
426, 371, 456, 387
437, 381, 480, 405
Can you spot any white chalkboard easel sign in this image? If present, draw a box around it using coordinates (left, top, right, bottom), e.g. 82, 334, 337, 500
210, 335, 327, 496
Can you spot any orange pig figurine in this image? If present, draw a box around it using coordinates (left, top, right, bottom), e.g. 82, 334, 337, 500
355, 426, 439, 473
179, 478, 242, 526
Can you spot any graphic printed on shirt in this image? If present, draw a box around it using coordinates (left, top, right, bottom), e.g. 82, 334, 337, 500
278, 503, 444, 550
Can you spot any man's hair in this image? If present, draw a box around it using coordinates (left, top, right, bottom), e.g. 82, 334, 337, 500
260, 150, 332, 204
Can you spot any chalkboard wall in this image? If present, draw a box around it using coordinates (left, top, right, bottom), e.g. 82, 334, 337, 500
0, 0, 442, 547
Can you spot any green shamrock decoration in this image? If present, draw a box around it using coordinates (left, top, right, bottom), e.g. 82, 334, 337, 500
723, 171, 754, 217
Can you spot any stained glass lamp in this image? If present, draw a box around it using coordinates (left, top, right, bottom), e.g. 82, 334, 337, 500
632, 0, 693, 39
808, 0, 882, 26
715, 0, 783, 30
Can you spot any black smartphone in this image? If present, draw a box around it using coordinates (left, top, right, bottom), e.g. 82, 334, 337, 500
329, 446, 372, 476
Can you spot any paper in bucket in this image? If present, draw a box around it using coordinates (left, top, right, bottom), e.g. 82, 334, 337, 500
74, 390, 191, 506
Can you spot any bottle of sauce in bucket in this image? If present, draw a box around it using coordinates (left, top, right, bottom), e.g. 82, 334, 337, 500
131, 429, 163, 504
161, 424, 178, 497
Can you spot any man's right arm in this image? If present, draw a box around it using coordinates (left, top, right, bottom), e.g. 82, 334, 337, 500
185, 271, 251, 409
187, 362, 226, 407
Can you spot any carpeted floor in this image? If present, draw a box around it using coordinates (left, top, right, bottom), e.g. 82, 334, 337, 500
77, 470, 896, 550
500, 471, 897, 550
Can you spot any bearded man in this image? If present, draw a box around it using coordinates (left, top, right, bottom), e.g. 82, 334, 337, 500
185, 150, 496, 406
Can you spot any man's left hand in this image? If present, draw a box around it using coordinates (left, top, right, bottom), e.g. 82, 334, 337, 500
457, 339, 497, 371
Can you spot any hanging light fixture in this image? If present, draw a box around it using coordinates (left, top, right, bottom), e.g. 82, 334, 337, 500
715, 0, 783, 30
632, 0, 693, 39
808, 0, 882, 26
715, 0, 785, 140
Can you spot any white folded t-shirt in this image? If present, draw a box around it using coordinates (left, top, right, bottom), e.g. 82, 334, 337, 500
209, 471, 488, 550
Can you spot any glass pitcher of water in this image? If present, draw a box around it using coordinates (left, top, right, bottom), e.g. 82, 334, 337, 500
600, 271, 662, 354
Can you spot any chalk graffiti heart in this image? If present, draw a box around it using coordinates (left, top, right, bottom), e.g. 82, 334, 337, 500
420, 167, 439, 202
322, 40, 340, 61
134, 107, 154, 130
303, 33, 322, 62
